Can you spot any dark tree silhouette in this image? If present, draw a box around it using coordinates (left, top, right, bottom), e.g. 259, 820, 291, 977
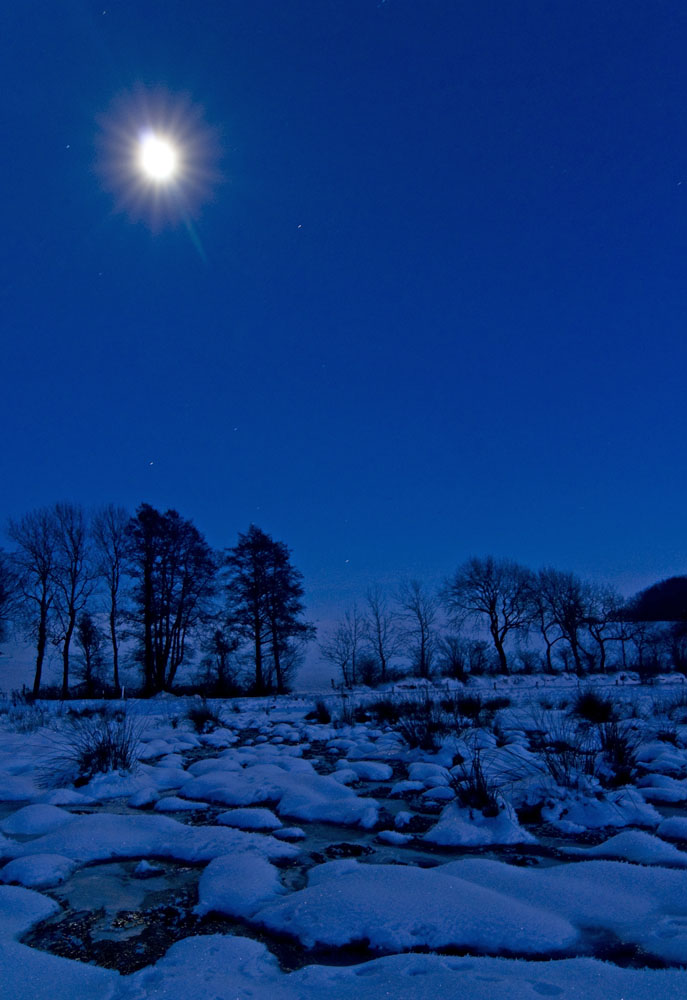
0, 549, 16, 643
7, 507, 59, 697
51, 502, 93, 698
125, 504, 217, 694
92, 504, 128, 692
536, 567, 590, 675
626, 576, 687, 623
74, 610, 104, 696
442, 557, 534, 674
397, 579, 440, 679
363, 585, 402, 683
224, 525, 314, 694
320, 605, 365, 688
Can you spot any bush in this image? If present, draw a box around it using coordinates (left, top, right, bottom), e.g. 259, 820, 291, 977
47, 716, 140, 787
450, 753, 500, 816
395, 696, 450, 751
187, 701, 224, 734
597, 721, 641, 787
573, 688, 616, 724
305, 699, 331, 724
368, 696, 402, 725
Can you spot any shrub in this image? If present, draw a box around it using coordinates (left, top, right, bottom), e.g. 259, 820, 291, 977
187, 701, 224, 734
450, 752, 500, 816
47, 716, 140, 787
597, 721, 642, 787
573, 688, 615, 724
307, 699, 331, 724
368, 696, 402, 725
395, 696, 450, 751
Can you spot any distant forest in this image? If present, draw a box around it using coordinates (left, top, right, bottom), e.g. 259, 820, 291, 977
1, 502, 686, 698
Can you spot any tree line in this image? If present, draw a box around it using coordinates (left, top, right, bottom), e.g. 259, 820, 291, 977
0, 503, 312, 698
320, 558, 687, 686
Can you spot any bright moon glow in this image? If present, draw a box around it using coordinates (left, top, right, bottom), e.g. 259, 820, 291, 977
138, 134, 178, 181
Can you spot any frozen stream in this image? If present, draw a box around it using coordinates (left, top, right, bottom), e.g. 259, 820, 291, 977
3, 683, 687, 998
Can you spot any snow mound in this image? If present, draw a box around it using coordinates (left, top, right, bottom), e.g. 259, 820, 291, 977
195, 852, 285, 917
425, 802, 536, 846
0, 804, 77, 836
217, 807, 282, 830
566, 830, 687, 866
254, 859, 578, 953
5, 812, 299, 864
0, 853, 77, 888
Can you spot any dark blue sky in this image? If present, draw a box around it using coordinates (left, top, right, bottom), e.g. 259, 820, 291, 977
2, 0, 686, 622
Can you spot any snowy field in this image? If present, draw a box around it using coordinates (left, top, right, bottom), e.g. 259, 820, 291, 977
3, 675, 687, 998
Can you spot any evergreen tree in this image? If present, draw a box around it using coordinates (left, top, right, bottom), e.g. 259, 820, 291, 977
224, 525, 314, 694
125, 504, 217, 694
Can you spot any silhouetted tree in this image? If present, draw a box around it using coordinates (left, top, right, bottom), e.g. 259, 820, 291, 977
51, 503, 94, 698
197, 626, 240, 696
363, 585, 402, 683
397, 579, 439, 678
626, 576, 687, 623
0, 550, 16, 643
125, 504, 217, 694
7, 507, 59, 697
320, 604, 365, 688
536, 567, 590, 675
92, 504, 128, 692
74, 610, 104, 696
442, 557, 533, 674
224, 525, 314, 694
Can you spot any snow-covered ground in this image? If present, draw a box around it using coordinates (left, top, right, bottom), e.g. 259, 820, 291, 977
2, 675, 687, 998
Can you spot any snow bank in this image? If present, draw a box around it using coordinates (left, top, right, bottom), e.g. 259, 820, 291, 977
195, 852, 285, 918
5, 812, 299, 864
0, 853, 77, 888
425, 802, 536, 846
254, 859, 578, 953
115, 934, 687, 1000
0, 804, 77, 836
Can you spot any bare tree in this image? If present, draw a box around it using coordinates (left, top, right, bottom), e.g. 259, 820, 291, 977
92, 504, 128, 692
0, 549, 17, 643
362, 584, 402, 683
397, 579, 439, 679
442, 557, 534, 674
52, 503, 94, 698
585, 583, 625, 673
536, 567, 590, 675
7, 508, 59, 697
74, 610, 105, 697
320, 604, 365, 688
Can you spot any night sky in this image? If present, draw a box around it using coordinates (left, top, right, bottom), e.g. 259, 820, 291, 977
2, 0, 687, 630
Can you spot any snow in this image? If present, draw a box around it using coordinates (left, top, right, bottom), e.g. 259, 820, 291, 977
195, 852, 285, 918
115, 937, 687, 1000
5, 812, 299, 864
425, 801, 537, 846
0, 884, 118, 1000
254, 859, 578, 953
0, 804, 77, 836
444, 857, 687, 963
217, 806, 282, 830
0, 853, 77, 888
3, 682, 687, 999
565, 830, 687, 866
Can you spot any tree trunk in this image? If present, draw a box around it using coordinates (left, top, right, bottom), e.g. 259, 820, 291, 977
110, 601, 120, 691
33, 606, 48, 698
61, 615, 75, 699
490, 621, 509, 673
254, 613, 264, 693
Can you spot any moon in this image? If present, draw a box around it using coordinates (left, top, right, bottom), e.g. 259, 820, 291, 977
138, 133, 178, 181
